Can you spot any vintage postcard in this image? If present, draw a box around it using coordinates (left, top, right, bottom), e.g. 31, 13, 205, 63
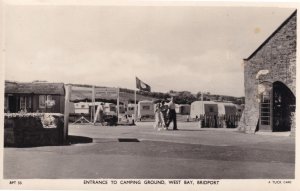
0, 0, 299, 190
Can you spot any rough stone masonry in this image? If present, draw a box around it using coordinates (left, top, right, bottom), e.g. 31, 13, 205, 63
241, 10, 296, 134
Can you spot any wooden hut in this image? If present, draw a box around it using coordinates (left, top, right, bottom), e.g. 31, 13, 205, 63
4, 81, 65, 113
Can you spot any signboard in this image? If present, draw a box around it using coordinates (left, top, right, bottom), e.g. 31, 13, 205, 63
95, 87, 118, 98
71, 86, 93, 93
71, 86, 119, 99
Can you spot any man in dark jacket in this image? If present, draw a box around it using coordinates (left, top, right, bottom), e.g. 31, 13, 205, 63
167, 97, 178, 130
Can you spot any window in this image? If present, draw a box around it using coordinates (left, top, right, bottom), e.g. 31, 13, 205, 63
47, 95, 52, 101
4, 96, 8, 110
27, 97, 32, 108
39, 95, 46, 108
39, 95, 55, 108
20, 96, 26, 110
259, 82, 272, 127
260, 93, 271, 125
110, 105, 116, 112
142, 106, 150, 110
129, 107, 134, 111
20, 96, 32, 111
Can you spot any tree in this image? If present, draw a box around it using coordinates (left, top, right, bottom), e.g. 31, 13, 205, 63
174, 91, 197, 104
196, 92, 202, 100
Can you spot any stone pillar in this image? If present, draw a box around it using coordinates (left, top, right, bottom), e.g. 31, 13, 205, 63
290, 111, 296, 137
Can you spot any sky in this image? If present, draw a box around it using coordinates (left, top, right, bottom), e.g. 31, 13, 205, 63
3, 4, 295, 96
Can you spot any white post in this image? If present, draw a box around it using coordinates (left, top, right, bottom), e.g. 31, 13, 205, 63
201, 92, 204, 127
117, 88, 120, 121
64, 84, 72, 143
25, 97, 27, 112
92, 86, 95, 122
45, 95, 47, 113
134, 89, 137, 122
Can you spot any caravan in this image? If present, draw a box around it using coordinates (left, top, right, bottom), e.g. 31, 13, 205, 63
217, 102, 237, 116
103, 103, 117, 114
138, 100, 155, 121
72, 102, 118, 125
126, 103, 136, 115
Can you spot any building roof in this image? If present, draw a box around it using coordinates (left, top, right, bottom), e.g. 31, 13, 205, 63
5, 81, 65, 95
244, 10, 297, 61
191, 101, 218, 105
139, 100, 154, 103
178, 104, 191, 107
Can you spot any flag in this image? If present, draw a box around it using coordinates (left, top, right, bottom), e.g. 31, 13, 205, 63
136, 77, 151, 92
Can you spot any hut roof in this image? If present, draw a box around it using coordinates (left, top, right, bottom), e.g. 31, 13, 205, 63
217, 102, 236, 115
179, 104, 191, 106
5, 81, 65, 95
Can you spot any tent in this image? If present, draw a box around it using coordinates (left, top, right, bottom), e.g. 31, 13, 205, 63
217, 102, 237, 116
190, 101, 218, 119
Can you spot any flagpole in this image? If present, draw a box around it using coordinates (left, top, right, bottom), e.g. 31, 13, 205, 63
134, 76, 150, 123
117, 87, 120, 121
134, 88, 137, 122
202, 92, 204, 120
134, 76, 137, 123
92, 86, 95, 123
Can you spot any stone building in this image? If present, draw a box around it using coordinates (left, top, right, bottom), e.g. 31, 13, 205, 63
241, 10, 296, 135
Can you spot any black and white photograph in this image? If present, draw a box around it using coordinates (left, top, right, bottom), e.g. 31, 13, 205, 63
0, 0, 299, 190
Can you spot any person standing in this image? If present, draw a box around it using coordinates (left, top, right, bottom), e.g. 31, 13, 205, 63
94, 103, 104, 125
167, 97, 178, 130
160, 100, 169, 130
154, 102, 165, 131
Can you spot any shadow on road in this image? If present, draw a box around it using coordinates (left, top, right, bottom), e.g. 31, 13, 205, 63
68, 135, 93, 144
168, 129, 204, 132
118, 138, 140, 142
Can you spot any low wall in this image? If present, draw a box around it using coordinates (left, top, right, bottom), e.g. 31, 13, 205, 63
4, 113, 64, 147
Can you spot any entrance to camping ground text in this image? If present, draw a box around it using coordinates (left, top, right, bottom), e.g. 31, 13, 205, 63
272, 81, 295, 132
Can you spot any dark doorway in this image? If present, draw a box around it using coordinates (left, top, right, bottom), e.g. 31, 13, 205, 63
272, 81, 296, 132
8, 96, 18, 113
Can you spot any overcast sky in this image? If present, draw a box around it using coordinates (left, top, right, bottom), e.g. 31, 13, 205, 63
3, 4, 295, 96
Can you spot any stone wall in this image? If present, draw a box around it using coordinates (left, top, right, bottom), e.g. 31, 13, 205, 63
242, 11, 296, 134
4, 113, 64, 147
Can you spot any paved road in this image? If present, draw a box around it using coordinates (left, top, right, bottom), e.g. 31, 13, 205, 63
4, 122, 295, 179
